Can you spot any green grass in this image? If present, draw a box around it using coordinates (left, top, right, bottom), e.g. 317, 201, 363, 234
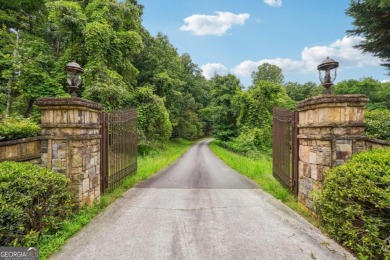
209, 141, 319, 227
37, 138, 195, 259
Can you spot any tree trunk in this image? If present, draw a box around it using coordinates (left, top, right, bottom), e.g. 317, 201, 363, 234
6, 29, 20, 117
24, 98, 35, 118
55, 37, 61, 58
5, 76, 13, 117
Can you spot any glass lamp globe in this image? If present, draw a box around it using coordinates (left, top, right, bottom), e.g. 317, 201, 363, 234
317, 57, 339, 94
65, 61, 84, 97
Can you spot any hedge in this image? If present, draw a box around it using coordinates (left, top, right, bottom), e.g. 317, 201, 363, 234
0, 117, 41, 141
315, 148, 390, 259
0, 162, 73, 246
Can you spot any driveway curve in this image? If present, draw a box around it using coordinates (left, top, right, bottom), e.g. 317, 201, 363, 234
51, 139, 354, 260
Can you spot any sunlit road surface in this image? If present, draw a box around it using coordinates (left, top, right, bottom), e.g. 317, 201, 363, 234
51, 139, 354, 260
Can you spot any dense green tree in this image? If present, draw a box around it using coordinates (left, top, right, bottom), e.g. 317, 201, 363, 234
46, 0, 86, 60
205, 64, 296, 155
171, 94, 204, 139
333, 77, 390, 109
230, 80, 295, 153
1, 0, 302, 149
208, 74, 242, 141
82, 0, 143, 107
239, 80, 294, 128
0, 0, 47, 33
0, 0, 67, 116
284, 81, 322, 102
15, 36, 66, 117
380, 82, 390, 108
1, 0, 177, 145
179, 53, 211, 108
347, 0, 390, 72
251, 63, 285, 85
134, 33, 209, 140
0, 25, 20, 116
129, 86, 172, 143
170, 54, 210, 139
136, 33, 182, 89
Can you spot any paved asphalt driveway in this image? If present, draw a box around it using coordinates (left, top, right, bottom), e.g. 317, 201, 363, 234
51, 139, 354, 260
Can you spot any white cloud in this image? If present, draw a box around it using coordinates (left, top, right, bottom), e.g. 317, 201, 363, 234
180, 12, 250, 36
301, 36, 380, 69
264, 0, 282, 7
381, 79, 390, 83
201, 63, 228, 79
232, 58, 304, 77
232, 36, 382, 77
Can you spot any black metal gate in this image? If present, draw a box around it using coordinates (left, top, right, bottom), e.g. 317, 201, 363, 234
272, 108, 299, 195
101, 109, 137, 194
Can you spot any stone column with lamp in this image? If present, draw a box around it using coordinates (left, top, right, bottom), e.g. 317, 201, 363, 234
296, 57, 368, 212
35, 61, 103, 206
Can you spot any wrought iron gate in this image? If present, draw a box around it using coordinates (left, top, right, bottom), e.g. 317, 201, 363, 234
272, 108, 299, 195
101, 109, 137, 194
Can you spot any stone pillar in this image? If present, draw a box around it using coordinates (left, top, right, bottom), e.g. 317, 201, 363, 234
35, 98, 103, 206
296, 94, 368, 211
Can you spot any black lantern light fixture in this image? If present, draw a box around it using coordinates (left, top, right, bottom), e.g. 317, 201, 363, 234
65, 61, 83, 97
317, 57, 339, 94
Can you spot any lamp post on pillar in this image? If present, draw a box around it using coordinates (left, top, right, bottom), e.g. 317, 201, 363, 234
65, 61, 83, 98
317, 57, 339, 94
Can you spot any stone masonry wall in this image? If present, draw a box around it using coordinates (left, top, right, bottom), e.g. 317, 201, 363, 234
296, 94, 368, 211
35, 98, 103, 206
365, 138, 390, 150
0, 137, 42, 164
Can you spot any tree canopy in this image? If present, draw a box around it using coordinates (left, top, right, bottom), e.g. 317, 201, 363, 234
284, 81, 322, 102
0, 0, 211, 144
251, 63, 285, 86
347, 0, 390, 72
333, 77, 390, 109
2, 0, 387, 153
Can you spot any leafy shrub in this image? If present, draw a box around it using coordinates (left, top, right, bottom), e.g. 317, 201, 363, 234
315, 148, 390, 259
138, 144, 156, 156
223, 126, 272, 157
365, 109, 390, 141
0, 162, 73, 246
0, 117, 41, 141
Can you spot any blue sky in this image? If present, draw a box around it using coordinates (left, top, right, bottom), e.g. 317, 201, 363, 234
137, 0, 389, 86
